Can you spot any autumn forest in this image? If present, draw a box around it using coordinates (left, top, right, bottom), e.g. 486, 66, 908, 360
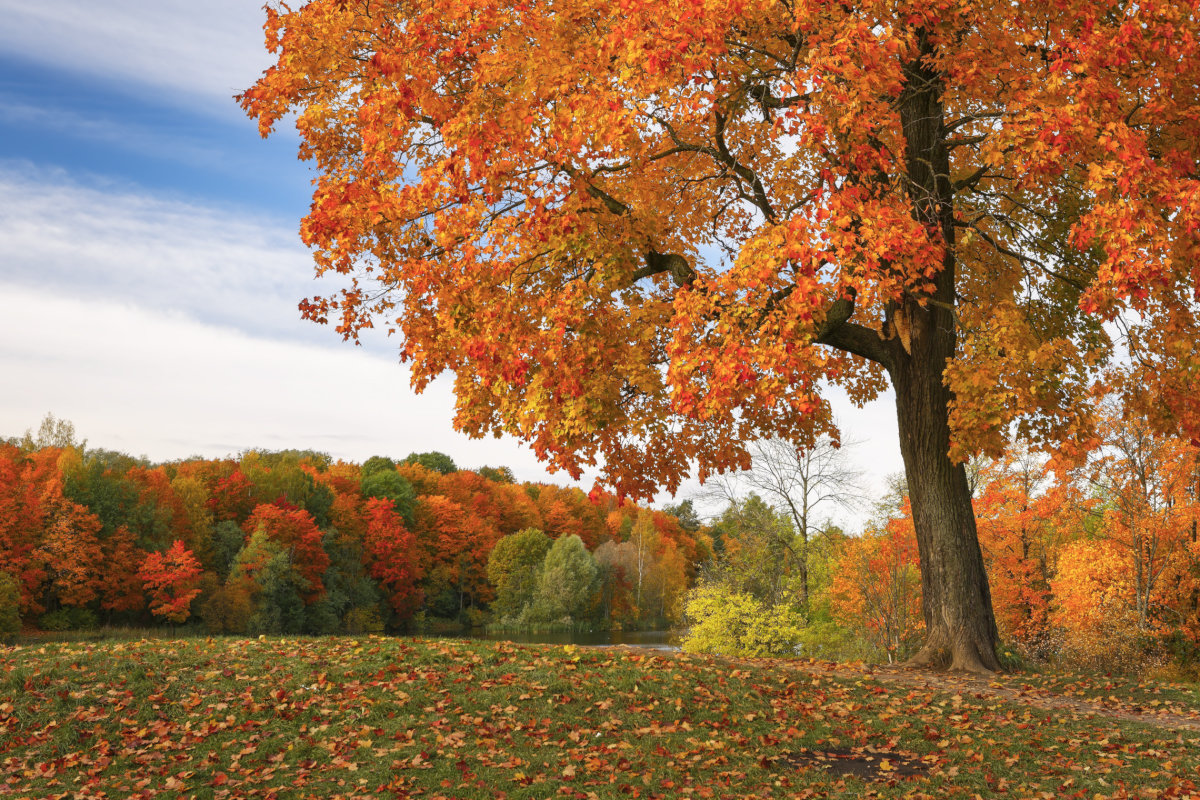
4, 405, 1200, 680
0, 416, 707, 641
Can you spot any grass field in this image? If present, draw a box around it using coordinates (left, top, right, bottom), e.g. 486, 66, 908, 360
2, 636, 1199, 799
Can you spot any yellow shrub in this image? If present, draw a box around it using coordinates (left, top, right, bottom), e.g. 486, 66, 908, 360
681, 584, 805, 658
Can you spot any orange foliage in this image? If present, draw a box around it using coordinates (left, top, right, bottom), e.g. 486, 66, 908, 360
126, 466, 192, 549
534, 485, 607, 549
397, 463, 442, 497
414, 495, 501, 610
973, 450, 1084, 648
243, 503, 329, 603
208, 470, 256, 524
35, 487, 105, 610
830, 505, 923, 662
101, 526, 146, 614
0, 444, 48, 613
138, 540, 203, 623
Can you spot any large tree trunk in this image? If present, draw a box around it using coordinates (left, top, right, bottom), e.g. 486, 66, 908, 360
814, 30, 1003, 671
893, 29, 999, 673
892, 333, 1000, 673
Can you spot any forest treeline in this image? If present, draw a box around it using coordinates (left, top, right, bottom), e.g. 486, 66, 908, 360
5, 405, 1200, 678
687, 402, 1200, 677
0, 417, 706, 637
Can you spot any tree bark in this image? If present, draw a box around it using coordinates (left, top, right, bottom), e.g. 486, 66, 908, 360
891, 30, 999, 672
892, 333, 1000, 672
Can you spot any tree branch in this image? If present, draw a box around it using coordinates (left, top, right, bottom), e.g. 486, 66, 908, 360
813, 289, 893, 370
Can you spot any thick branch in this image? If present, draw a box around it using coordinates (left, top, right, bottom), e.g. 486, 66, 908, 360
562, 166, 694, 287
814, 291, 893, 370
630, 251, 695, 286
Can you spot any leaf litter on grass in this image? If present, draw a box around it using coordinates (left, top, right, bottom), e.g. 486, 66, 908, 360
2, 637, 1200, 799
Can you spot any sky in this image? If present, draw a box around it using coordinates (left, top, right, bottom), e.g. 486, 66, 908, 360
0, 0, 903, 529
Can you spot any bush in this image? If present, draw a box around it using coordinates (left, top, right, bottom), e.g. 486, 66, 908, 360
38, 606, 98, 632
199, 584, 253, 634
303, 597, 342, 635
1052, 608, 1163, 675
681, 584, 806, 658
343, 606, 385, 634
39, 609, 73, 632
462, 606, 490, 629
0, 572, 20, 639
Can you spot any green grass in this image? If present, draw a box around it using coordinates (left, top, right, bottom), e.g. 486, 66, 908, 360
2, 637, 1199, 798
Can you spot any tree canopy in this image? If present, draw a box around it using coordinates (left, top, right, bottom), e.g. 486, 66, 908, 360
243, 0, 1200, 670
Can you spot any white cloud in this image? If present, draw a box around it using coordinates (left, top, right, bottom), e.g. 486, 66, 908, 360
0, 283, 563, 480
0, 0, 275, 117
0, 163, 318, 343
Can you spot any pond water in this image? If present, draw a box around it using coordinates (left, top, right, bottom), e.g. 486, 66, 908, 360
428, 629, 682, 651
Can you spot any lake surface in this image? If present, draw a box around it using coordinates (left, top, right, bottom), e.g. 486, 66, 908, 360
430, 629, 682, 651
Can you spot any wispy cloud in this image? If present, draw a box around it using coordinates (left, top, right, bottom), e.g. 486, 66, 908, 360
0, 163, 327, 344
0, 282, 561, 480
0, 97, 232, 168
0, 0, 275, 117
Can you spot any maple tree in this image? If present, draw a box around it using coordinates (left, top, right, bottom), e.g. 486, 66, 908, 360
971, 446, 1078, 652
34, 485, 105, 612
207, 469, 256, 524
100, 526, 148, 615
243, 502, 331, 603
0, 444, 47, 615
413, 494, 501, 615
1076, 405, 1200, 631
361, 496, 424, 618
243, 0, 1200, 670
138, 540, 203, 623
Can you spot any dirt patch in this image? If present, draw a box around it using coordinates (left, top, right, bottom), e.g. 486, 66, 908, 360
768, 747, 929, 782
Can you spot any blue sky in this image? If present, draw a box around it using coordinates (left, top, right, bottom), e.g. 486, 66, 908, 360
0, 1, 902, 525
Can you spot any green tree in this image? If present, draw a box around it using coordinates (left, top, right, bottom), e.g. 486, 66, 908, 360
478, 465, 516, 484
359, 470, 417, 526
228, 530, 306, 634
705, 495, 796, 608
487, 527, 552, 622
529, 534, 599, 623
360, 455, 396, 478
305, 530, 385, 634
211, 520, 246, 580
662, 500, 702, 533
241, 450, 334, 527
247, 551, 307, 635
402, 452, 457, 475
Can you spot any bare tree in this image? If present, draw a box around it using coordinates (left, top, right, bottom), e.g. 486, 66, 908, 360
709, 434, 866, 608
20, 413, 85, 452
